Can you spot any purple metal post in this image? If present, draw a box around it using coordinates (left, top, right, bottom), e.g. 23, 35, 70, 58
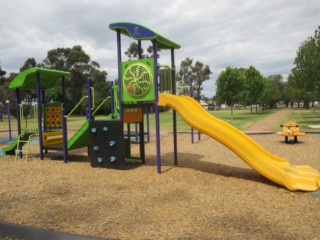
7, 100, 12, 141
171, 48, 178, 165
116, 30, 123, 121
135, 40, 142, 143
15, 88, 22, 158
61, 76, 68, 163
138, 40, 150, 142
197, 79, 201, 141
138, 40, 142, 59
153, 40, 161, 173
86, 78, 92, 120
62, 108, 68, 163
146, 106, 150, 142
110, 81, 114, 115
189, 76, 194, 144
36, 73, 44, 160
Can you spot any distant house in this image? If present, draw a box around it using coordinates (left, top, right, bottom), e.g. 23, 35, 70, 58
200, 100, 209, 110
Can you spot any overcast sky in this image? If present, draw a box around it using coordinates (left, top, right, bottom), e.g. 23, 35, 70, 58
1, 0, 319, 97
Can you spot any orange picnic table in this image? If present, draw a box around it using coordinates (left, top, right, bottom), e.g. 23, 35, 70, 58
276, 121, 306, 143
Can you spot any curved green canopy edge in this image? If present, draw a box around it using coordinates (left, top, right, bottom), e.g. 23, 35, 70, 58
109, 22, 181, 50
9, 68, 70, 90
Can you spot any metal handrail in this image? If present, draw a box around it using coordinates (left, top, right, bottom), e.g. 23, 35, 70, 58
92, 96, 111, 116
90, 87, 95, 110
64, 96, 88, 118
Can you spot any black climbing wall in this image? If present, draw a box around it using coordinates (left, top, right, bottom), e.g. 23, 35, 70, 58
88, 120, 125, 169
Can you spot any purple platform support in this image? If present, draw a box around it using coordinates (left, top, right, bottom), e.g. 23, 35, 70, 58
7, 101, 12, 141
110, 81, 114, 115
153, 40, 161, 174
61, 76, 68, 163
87, 78, 93, 120
171, 48, 178, 165
189, 76, 194, 144
36, 73, 44, 160
15, 88, 22, 158
116, 30, 123, 121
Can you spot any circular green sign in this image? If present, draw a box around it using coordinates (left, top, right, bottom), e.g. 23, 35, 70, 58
123, 63, 153, 99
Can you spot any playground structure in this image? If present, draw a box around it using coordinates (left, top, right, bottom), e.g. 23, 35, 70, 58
1, 22, 320, 191
276, 121, 306, 143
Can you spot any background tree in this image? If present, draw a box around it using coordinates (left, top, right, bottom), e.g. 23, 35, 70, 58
124, 42, 142, 59
124, 42, 160, 60
19, 58, 44, 72
216, 66, 245, 117
259, 78, 273, 110
243, 66, 265, 113
0, 72, 17, 116
265, 74, 283, 108
43, 45, 109, 114
291, 26, 320, 110
0, 67, 6, 85
177, 58, 212, 99
282, 78, 298, 108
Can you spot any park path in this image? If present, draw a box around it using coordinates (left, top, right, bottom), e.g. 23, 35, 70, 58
244, 108, 291, 133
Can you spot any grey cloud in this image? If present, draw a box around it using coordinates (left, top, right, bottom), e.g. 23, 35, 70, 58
1, 0, 320, 97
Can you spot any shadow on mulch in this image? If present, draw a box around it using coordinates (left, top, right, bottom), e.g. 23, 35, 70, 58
25, 147, 279, 189
278, 140, 305, 145
144, 151, 279, 189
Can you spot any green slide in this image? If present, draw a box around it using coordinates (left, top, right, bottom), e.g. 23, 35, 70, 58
2, 133, 33, 156
2, 121, 89, 155
67, 120, 89, 150
2, 138, 19, 156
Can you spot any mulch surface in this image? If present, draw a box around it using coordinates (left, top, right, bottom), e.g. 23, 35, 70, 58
0, 131, 320, 239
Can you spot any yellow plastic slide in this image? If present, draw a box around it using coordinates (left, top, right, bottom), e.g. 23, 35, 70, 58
158, 93, 320, 191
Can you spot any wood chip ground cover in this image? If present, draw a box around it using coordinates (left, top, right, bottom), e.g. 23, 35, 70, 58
0, 133, 319, 239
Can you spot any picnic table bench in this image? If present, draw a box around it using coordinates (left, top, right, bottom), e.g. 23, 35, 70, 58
276, 121, 306, 143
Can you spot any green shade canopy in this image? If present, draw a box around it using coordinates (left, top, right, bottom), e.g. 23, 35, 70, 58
109, 22, 181, 50
9, 68, 70, 90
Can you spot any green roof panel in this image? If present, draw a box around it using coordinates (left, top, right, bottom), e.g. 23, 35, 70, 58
9, 68, 70, 90
109, 22, 181, 50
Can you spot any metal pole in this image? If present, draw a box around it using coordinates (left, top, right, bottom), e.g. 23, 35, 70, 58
87, 78, 92, 120
197, 79, 201, 141
171, 48, 178, 165
36, 72, 43, 160
146, 106, 150, 142
15, 88, 22, 158
116, 30, 123, 121
136, 39, 142, 143
110, 81, 114, 116
61, 76, 68, 163
189, 76, 194, 144
6, 100, 12, 141
153, 40, 161, 173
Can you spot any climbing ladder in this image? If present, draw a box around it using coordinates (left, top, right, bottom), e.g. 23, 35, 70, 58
15, 130, 38, 161
15, 104, 38, 161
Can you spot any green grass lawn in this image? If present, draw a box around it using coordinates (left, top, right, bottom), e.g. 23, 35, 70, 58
145, 108, 277, 131
272, 108, 320, 132
1, 107, 319, 135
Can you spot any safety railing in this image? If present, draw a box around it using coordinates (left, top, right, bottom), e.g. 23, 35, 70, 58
92, 96, 111, 116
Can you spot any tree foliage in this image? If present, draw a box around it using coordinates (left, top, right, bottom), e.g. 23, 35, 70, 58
124, 42, 160, 60
216, 66, 245, 116
177, 58, 212, 99
43, 45, 109, 113
0, 67, 6, 85
0, 46, 109, 115
243, 66, 265, 113
291, 26, 320, 109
